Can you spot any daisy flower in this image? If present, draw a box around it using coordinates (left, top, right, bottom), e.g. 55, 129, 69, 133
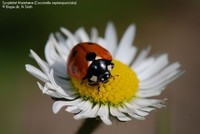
25, 22, 182, 125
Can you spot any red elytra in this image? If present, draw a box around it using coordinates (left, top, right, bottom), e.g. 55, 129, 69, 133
67, 42, 113, 81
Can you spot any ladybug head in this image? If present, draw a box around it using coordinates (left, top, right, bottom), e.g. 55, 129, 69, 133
85, 59, 114, 86
97, 70, 111, 83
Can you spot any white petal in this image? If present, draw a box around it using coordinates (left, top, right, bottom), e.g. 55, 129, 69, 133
52, 101, 69, 114
54, 32, 70, 57
91, 27, 98, 42
101, 116, 112, 125
53, 40, 68, 62
37, 82, 62, 98
124, 103, 149, 117
44, 34, 62, 65
74, 101, 94, 119
75, 27, 90, 42
136, 89, 163, 97
97, 105, 112, 125
133, 57, 155, 75
25, 64, 48, 82
139, 70, 182, 90
65, 38, 75, 50
140, 62, 181, 85
53, 98, 83, 114
66, 105, 81, 113
118, 105, 145, 120
30, 50, 50, 76
114, 24, 137, 65
128, 112, 145, 120
137, 54, 169, 81
110, 106, 131, 121
139, 107, 156, 112
46, 82, 77, 99
133, 98, 166, 108
118, 24, 136, 48
37, 82, 48, 94
96, 37, 107, 49
48, 69, 77, 99
78, 100, 91, 111
60, 27, 78, 45
55, 32, 66, 44
105, 22, 117, 55
66, 98, 83, 105
134, 109, 149, 117
49, 69, 63, 89
53, 75, 74, 94
86, 104, 100, 118
51, 61, 68, 78
45, 83, 66, 98
118, 106, 128, 113
53, 76, 75, 95
131, 46, 151, 68
73, 101, 86, 119
74, 103, 100, 119
115, 47, 137, 65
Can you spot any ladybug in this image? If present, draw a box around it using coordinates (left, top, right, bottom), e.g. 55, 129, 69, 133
67, 42, 114, 86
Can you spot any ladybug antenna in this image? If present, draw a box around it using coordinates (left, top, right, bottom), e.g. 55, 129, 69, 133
110, 74, 119, 80
86, 52, 97, 61
97, 85, 100, 91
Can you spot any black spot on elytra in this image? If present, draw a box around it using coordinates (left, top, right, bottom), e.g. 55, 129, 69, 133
72, 67, 76, 74
87, 42, 94, 45
86, 52, 96, 61
72, 50, 77, 57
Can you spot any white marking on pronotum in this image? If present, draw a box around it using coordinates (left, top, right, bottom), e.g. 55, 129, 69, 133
88, 61, 92, 67
95, 56, 102, 60
90, 75, 98, 82
107, 64, 112, 71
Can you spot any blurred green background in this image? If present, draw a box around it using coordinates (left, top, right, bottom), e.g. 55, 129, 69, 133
1, 0, 200, 134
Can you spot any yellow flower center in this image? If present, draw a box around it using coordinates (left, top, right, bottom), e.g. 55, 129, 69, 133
71, 59, 139, 106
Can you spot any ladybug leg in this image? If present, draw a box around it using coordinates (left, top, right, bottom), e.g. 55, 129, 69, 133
97, 85, 100, 91
111, 62, 114, 68
88, 80, 100, 91
88, 80, 95, 86
110, 74, 119, 80
80, 79, 84, 85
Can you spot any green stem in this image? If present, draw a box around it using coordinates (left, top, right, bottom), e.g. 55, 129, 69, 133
76, 118, 102, 134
